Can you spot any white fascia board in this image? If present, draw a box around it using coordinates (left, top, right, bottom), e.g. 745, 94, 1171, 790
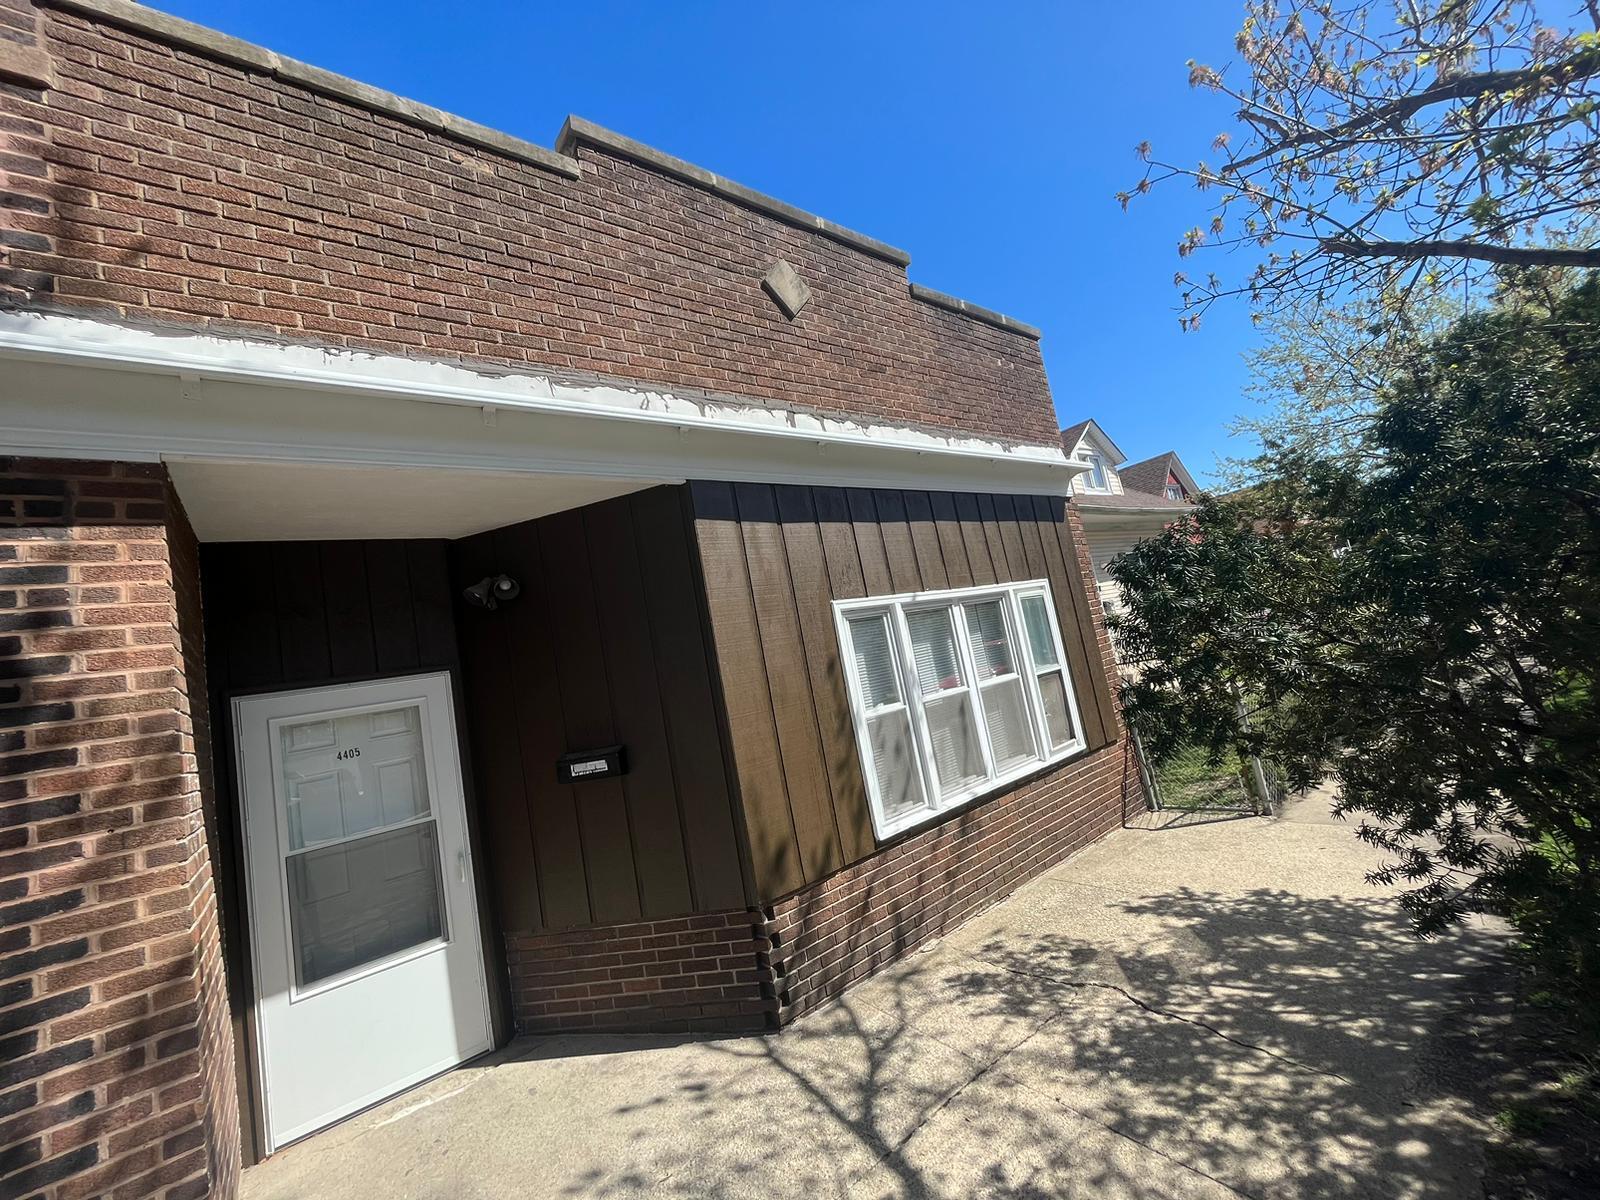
0, 313, 1082, 492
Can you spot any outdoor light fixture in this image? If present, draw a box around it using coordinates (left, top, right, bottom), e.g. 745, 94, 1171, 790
463, 574, 521, 610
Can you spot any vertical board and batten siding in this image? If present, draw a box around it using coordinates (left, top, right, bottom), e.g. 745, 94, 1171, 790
689, 482, 1120, 904
451, 486, 751, 937
197, 536, 483, 1164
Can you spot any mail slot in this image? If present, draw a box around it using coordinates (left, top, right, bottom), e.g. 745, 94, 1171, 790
556, 745, 626, 784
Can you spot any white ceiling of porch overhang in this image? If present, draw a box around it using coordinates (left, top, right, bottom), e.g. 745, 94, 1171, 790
165, 460, 655, 542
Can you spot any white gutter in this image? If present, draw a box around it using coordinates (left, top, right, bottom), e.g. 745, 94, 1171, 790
0, 312, 1075, 479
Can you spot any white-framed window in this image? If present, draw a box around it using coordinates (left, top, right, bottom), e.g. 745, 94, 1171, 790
1080, 453, 1110, 492
1165, 483, 1184, 501
834, 580, 1088, 839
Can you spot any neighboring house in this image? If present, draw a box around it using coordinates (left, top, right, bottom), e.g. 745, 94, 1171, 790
1061, 421, 1198, 620
0, 5, 1143, 1197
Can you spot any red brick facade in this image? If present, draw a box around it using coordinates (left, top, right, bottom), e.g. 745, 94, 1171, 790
0, 3, 1059, 447
505, 911, 772, 1036
0, 458, 236, 1200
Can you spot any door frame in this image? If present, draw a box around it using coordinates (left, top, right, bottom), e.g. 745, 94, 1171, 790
231, 670, 495, 1153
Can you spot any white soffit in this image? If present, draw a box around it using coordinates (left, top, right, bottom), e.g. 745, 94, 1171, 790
165, 460, 654, 542
0, 313, 1083, 495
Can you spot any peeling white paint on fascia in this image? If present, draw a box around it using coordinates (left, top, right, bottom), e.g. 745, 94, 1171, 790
0, 312, 1077, 473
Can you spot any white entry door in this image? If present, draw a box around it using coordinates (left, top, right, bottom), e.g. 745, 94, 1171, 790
234, 672, 492, 1151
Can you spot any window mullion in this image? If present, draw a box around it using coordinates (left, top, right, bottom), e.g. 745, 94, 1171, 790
889, 601, 944, 807
952, 602, 998, 781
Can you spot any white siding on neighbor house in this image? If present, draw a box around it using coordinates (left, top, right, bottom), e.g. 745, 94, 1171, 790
1065, 434, 1126, 497
1083, 527, 1148, 615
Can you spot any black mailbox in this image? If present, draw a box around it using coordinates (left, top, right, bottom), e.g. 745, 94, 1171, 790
556, 745, 626, 784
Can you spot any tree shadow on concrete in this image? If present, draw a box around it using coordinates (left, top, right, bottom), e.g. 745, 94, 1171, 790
561, 886, 1512, 1200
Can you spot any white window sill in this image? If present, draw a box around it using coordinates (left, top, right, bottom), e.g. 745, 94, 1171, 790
871, 737, 1089, 843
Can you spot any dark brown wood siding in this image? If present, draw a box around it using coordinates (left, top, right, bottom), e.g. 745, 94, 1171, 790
689, 483, 1119, 903
198, 536, 489, 1164
451, 486, 750, 934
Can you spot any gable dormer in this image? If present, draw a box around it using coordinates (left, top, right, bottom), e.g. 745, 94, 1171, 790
1059, 419, 1128, 496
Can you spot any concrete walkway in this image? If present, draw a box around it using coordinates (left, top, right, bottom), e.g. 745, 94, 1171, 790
242, 790, 1513, 1199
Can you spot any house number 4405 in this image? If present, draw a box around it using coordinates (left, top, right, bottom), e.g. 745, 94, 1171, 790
336, 747, 361, 761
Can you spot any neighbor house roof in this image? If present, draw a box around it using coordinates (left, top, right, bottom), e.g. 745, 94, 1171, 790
1058, 419, 1127, 465
1118, 451, 1199, 498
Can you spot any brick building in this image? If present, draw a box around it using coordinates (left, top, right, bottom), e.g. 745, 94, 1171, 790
0, 1, 1143, 1195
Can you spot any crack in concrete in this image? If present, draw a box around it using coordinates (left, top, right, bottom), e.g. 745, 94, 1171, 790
979, 953, 1364, 1089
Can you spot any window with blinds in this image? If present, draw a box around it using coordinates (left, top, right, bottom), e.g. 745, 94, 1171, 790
835, 580, 1088, 838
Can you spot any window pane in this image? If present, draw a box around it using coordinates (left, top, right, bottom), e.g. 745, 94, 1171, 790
281, 705, 431, 852
981, 677, 1036, 773
906, 608, 965, 695
848, 614, 901, 710
964, 600, 1016, 679
1039, 669, 1075, 748
286, 821, 446, 988
1021, 595, 1059, 668
924, 693, 985, 796
867, 710, 926, 823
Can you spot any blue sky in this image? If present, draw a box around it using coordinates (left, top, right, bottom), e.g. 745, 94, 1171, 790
157, 1, 1260, 483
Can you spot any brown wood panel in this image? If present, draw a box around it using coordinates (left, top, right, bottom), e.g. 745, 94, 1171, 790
690, 480, 806, 899
213, 543, 281, 690
814, 487, 866, 600
902, 491, 949, 590
954, 493, 997, 586
872, 488, 922, 594
630, 488, 749, 911
407, 541, 458, 669
270, 542, 330, 681
1027, 495, 1115, 749
989, 494, 1032, 583
845, 489, 894, 594
775, 485, 875, 864
929, 492, 973, 589
482, 523, 592, 930
318, 543, 377, 678
735, 483, 843, 881
363, 541, 420, 673
537, 509, 641, 925
454, 530, 544, 932
691, 483, 1122, 900
585, 498, 694, 917
975, 493, 1020, 581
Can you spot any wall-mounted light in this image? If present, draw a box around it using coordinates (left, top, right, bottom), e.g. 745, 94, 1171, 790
463, 574, 520, 610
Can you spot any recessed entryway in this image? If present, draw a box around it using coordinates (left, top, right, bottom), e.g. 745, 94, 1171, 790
233, 673, 493, 1152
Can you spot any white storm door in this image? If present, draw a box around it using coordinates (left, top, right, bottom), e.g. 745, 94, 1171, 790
235, 672, 492, 1151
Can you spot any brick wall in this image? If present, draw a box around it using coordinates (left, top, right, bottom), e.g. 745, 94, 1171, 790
0, 3, 1059, 447
764, 739, 1142, 1020
505, 910, 773, 1036
0, 458, 237, 1200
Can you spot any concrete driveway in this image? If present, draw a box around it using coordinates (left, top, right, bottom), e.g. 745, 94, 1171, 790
242, 789, 1513, 1199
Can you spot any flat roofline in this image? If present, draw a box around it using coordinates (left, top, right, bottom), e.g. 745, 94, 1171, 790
42, 0, 1045, 343
557, 116, 911, 267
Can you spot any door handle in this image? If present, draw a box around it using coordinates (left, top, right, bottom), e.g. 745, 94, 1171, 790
456, 848, 466, 884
